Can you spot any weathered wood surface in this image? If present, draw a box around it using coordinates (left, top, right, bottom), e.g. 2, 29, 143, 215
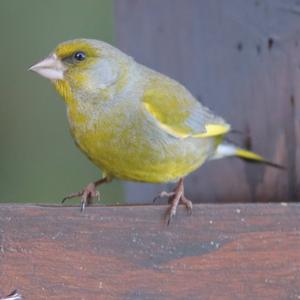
0, 204, 299, 299
115, 0, 300, 203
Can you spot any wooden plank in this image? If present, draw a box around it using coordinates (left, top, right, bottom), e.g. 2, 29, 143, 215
0, 204, 299, 299
115, 0, 300, 203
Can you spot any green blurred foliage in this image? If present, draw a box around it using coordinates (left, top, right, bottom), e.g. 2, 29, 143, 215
0, 0, 123, 204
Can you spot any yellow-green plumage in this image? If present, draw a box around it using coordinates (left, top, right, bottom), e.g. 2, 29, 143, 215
31, 38, 276, 186
50, 39, 229, 183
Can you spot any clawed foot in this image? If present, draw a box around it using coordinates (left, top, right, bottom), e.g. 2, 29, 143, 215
61, 177, 109, 212
153, 191, 176, 203
154, 178, 192, 224
62, 182, 100, 212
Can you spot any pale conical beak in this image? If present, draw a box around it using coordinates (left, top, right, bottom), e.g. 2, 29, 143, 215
28, 54, 66, 80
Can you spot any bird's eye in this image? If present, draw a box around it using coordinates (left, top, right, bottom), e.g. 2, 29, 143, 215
73, 51, 86, 61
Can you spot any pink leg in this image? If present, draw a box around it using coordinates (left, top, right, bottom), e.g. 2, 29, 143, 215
62, 177, 110, 211
155, 178, 193, 224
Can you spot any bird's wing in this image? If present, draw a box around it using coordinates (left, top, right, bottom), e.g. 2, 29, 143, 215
142, 73, 230, 139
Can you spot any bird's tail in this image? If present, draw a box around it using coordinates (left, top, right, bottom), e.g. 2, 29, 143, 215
210, 142, 284, 169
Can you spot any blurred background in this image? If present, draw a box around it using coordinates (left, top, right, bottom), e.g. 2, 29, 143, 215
0, 0, 122, 204
1, 0, 299, 204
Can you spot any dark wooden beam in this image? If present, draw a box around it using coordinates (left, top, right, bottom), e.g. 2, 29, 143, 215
0, 204, 299, 299
115, 0, 300, 203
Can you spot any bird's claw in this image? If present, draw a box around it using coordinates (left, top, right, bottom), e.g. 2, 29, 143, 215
61, 190, 84, 203
181, 196, 193, 215
153, 191, 176, 203
165, 206, 177, 225
158, 178, 193, 225
80, 196, 86, 212
165, 197, 192, 224
62, 182, 100, 212
95, 190, 100, 202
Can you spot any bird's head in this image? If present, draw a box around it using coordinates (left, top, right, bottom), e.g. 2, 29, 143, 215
29, 39, 130, 102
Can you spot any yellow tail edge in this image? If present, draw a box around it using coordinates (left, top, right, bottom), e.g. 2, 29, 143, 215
235, 148, 285, 169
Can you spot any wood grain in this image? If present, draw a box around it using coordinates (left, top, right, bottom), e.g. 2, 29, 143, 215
0, 204, 299, 299
115, 0, 300, 203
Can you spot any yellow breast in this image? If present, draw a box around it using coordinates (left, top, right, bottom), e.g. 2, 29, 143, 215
66, 99, 214, 183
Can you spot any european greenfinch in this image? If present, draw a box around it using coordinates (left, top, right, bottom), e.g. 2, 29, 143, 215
29, 39, 281, 223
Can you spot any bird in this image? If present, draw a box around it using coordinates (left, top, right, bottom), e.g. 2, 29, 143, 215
29, 39, 282, 224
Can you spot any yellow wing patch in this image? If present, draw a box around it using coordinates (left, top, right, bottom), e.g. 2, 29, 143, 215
143, 102, 191, 138
142, 79, 230, 139
193, 124, 230, 138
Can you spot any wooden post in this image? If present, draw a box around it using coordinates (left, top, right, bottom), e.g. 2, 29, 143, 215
115, 0, 300, 203
0, 204, 300, 299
